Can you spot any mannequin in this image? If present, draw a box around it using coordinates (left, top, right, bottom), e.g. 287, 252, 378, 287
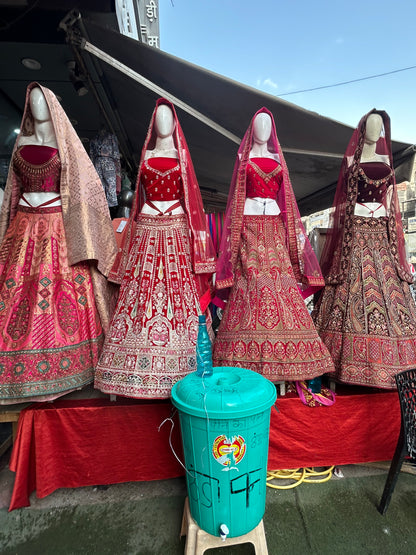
141, 104, 184, 216
94, 98, 216, 400
18, 87, 61, 208
354, 113, 390, 218
213, 107, 334, 383
313, 110, 416, 389
0, 82, 117, 404
244, 112, 281, 216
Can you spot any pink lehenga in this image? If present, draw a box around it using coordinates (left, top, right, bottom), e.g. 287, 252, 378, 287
94, 99, 216, 399
0, 83, 117, 404
213, 108, 334, 382
313, 110, 416, 389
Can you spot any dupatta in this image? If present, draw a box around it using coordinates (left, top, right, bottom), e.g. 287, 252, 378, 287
109, 98, 216, 304
0, 82, 118, 330
320, 109, 412, 285
215, 107, 324, 300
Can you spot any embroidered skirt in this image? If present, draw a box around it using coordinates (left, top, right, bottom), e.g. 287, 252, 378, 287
212, 215, 334, 381
0, 206, 103, 404
94, 213, 200, 399
312, 216, 416, 388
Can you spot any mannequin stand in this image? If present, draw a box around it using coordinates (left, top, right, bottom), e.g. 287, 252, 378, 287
180, 497, 268, 555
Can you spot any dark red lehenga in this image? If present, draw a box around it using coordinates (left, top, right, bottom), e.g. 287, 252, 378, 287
213, 129, 334, 382
0, 147, 103, 403
313, 165, 416, 389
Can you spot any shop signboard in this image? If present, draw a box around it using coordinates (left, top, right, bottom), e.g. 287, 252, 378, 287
116, 0, 160, 48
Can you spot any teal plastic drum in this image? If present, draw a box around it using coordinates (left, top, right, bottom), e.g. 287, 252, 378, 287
171, 366, 277, 538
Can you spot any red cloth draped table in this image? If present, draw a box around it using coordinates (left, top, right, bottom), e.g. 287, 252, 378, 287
8, 388, 400, 511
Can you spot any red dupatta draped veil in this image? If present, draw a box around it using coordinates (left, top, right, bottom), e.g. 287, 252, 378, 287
320, 109, 412, 285
215, 107, 325, 299
110, 98, 216, 299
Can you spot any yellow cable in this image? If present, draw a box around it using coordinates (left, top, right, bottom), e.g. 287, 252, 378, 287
266, 466, 334, 489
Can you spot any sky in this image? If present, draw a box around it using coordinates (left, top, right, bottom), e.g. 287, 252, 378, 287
158, 0, 416, 144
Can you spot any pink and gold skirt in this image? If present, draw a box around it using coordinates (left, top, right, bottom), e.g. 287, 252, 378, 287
94, 213, 201, 399
313, 216, 416, 389
0, 206, 103, 403
213, 215, 334, 381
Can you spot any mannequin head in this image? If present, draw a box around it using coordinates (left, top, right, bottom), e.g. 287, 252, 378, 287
364, 113, 383, 144
154, 104, 175, 138
252, 112, 272, 144
29, 87, 51, 123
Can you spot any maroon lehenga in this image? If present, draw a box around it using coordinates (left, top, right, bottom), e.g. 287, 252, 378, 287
94, 99, 216, 399
213, 110, 334, 382
313, 110, 416, 389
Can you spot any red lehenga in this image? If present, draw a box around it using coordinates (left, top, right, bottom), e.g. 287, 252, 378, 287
0, 83, 117, 404
213, 108, 334, 382
313, 110, 416, 389
94, 99, 216, 399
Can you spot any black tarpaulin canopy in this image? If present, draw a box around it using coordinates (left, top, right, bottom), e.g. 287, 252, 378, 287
64, 16, 413, 214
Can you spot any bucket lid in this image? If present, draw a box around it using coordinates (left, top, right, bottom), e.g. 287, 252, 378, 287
171, 366, 277, 418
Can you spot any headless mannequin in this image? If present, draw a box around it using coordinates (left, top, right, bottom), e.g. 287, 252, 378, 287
18, 87, 61, 208
244, 112, 281, 216
354, 113, 390, 218
141, 104, 184, 215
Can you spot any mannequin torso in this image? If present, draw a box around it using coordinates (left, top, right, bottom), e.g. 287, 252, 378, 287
244, 112, 281, 216
354, 113, 390, 218
141, 104, 184, 216
17, 87, 61, 208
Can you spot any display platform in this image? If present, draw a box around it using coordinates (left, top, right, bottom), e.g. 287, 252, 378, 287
7, 385, 400, 511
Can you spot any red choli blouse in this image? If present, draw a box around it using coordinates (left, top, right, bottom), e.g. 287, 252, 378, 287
142, 157, 183, 201
246, 157, 283, 199
13, 145, 61, 193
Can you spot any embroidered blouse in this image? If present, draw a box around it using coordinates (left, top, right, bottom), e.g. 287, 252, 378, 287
246, 158, 283, 199
13, 145, 61, 193
356, 162, 392, 203
142, 157, 183, 201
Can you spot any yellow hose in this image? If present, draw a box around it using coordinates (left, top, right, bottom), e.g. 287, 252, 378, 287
266, 466, 334, 489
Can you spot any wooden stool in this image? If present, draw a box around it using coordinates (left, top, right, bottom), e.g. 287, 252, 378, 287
180, 497, 268, 555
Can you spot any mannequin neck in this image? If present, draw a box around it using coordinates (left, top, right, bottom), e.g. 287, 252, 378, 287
250, 142, 273, 158
360, 142, 389, 164
19, 120, 58, 148
147, 135, 178, 158
34, 120, 58, 147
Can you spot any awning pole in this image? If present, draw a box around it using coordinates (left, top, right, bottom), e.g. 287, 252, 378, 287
77, 39, 241, 145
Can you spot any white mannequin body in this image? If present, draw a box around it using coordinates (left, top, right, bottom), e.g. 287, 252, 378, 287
244, 112, 280, 216
355, 113, 390, 218
142, 104, 184, 216
18, 87, 61, 208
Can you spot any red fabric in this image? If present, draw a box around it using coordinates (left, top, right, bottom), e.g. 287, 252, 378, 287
146, 157, 178, 171
9, 398, 184, 511
246, 158, 282, 198
268, 387, 400, 468
19, 145, 58, 164
142, 158, 182, 201
8, 388, 400, 511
